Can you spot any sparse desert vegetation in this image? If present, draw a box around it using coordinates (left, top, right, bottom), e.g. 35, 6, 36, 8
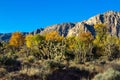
0, 24, 120, 80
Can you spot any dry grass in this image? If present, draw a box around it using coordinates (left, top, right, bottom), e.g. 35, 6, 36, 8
20, 67, 40, 76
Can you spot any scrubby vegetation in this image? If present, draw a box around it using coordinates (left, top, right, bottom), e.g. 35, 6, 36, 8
1, 24, 120, 80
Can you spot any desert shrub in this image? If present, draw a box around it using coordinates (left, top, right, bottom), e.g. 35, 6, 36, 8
105, 63, 120, 72
27, 55, 35, 63
64, 50, 75, 61
0, 53, 21, 72
7, 72, 43, 80
20, 60, 58, 80
0, 55, 17, 66
44, 60, 65, 70
0, 68, 7, 77
20, 67, 40, 76
93, 68, 120, 80
30, 46, 44, 60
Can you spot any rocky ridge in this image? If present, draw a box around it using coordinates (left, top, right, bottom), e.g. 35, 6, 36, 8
0, 11, 120, 41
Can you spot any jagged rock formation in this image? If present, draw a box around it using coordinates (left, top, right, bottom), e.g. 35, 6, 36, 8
40, 23, 75, 36
30, 28, 44, 35
67, 22, 95, 36
0, 11, 120, 41
67, 11, 120, 37
86, 11, 120, 36
39, 11, 120, 37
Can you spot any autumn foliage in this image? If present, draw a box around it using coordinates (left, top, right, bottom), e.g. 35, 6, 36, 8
25, 34, 45, 48
9, 32, 24, 47
25, 34, 34, 48
45, 31, 63, 42
2, 24, 120, 80
78, 31, 94, 43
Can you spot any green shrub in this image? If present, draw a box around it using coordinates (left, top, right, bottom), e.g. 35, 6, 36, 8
93, 68, 120, 80
0, 53, 18, 66
27, 56, 35, 63
44, 60, 65, 69
0, 68, 7, 77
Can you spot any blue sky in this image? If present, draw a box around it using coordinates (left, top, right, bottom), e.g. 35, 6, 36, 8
0, 0, 120, 33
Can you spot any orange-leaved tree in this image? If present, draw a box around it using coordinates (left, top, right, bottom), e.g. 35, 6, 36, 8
78, 31, 94, 44
9, 32, 25, 47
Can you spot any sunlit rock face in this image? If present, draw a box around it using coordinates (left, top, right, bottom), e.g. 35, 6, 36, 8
1, 11, 120, 41
67, 11, 120, 37
39, 23, 75, 36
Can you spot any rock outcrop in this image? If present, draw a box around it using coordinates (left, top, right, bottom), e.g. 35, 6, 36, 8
40, 23, 75, 36
67, 11, 120, 37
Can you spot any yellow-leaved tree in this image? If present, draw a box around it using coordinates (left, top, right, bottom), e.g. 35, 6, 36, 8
45, 31, 63, 42
74, 31, 94, 63
9, 32, 25, 47
25, 34, 45, 48
66, 36, 76, 50
93, 24, 109, 56
33, 34, 45, 45
116, 38, 120, 50
93, 24, 109, 47
25, 34, 34, 48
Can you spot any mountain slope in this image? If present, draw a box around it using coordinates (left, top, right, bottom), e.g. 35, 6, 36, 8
40, 23, 75, 36
67, 11, 120, 36
39, 11, 120, 37
1, 11, 120, 41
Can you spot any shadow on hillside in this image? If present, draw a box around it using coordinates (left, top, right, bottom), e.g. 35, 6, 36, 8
4, 60, 21, 72
10, 74, 42, 80
47, 67, 97, 80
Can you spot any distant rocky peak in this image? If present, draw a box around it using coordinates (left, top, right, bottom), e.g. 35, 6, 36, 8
104, 10, 120, 15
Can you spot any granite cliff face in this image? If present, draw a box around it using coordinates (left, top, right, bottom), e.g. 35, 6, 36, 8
0, 11, 120, 41
39, 11, 120, 37
67, 11, 120, 37
40, 23, 75, 36
87, 11, 120, 36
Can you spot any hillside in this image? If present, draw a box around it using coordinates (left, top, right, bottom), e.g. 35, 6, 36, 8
1, 11, 120, 80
